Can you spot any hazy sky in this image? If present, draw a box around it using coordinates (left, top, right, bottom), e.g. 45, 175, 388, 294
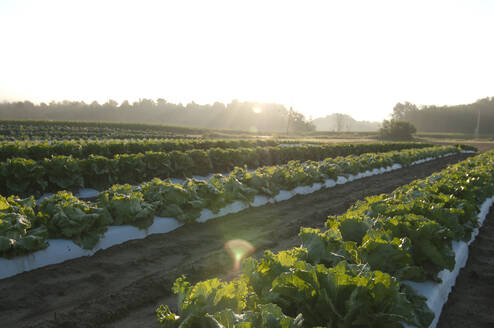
1, 0, 493, 121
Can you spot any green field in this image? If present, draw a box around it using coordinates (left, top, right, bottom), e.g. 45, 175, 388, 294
0, 119, 492, 328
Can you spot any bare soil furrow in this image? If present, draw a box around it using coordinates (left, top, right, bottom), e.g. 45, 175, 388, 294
437, 208, 494, 328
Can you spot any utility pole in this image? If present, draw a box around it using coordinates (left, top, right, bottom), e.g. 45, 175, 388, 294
474, 110, 480, 138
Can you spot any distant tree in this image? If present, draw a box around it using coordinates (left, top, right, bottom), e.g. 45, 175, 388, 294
103, 99, 118, 108
388, 98, 494, 133
286, 107, 293, 134
286, 107, 316, 133
0, 98, 315, 133
119, 100, 131, 109
89, 100, 100, 108
156, 98, 167, 106
392, 102, 419, 121
312, 113, 380, 132
380, 119, 416, 140
334, 113, 345, 132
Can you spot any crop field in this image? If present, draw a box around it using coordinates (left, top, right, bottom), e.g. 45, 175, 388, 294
0, 120, 379, 141
0, 120, 218, 140
0, 122, 493, 328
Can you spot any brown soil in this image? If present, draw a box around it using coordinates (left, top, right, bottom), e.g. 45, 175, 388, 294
0, 153, 474, 328
437, 206, 494, 328
467, 142, 494, 153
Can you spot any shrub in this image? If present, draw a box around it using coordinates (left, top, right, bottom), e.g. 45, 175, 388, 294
380, 119, 417, 140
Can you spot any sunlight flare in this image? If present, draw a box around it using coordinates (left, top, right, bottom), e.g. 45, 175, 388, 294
225, 239, 255, 272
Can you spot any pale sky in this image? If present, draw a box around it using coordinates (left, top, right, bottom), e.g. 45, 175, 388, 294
0, 0, 493, 121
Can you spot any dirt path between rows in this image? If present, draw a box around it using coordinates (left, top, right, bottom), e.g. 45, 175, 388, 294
0, 153, 473, 328
437, 206, 494, 328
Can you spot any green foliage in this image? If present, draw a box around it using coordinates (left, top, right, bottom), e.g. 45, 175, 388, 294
97, 185, 155, 229
315, 152, 494, 281
0, 158, 47, 196
0, 195, 48, 257
0, 119, 217, 141
156, 150, 494, 328
156, 274, 304, 328
37, 191, 112, 249
380, 120, 417, 140
161, 256, 432, 328
3, 143, 494, 328
0, 142, 440, 197
140, 179, 204, 223
43, 156, 84, 190
80, 155, 117, 189
0, 145, 467, 255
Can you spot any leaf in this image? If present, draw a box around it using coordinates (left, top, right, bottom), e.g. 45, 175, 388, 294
0, 197, 10, 211
0, 236, 14, 252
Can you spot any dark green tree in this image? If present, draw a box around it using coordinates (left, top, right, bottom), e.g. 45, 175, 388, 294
380, 119, 416, 140
392, 102, 419, 121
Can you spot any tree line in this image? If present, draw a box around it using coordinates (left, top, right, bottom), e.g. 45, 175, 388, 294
392, 97, 494, 134
0, 99, 315, 133
312, 113, 380, 132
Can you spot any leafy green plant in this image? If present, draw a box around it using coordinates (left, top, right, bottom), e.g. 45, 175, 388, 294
0, 143, 456, 197
0, 145, 481, 259
0, 137, 280, 161
155, 150, 494, 328
37, 191, 111, 249
97, 185, 155, 229
0, 195, 47, 257
140, 179, 203, 223
0, 158, 47, 196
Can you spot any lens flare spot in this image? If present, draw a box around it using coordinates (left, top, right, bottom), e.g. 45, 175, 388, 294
225, 239, 255, 272
252, 106, 262, 114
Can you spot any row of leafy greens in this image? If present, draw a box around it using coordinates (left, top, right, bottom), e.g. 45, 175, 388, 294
0, 145, 464, 257
0, 119, 210, 141
155, 150, 494, 328
0, 142, 447, 197
0, 138, 281, 161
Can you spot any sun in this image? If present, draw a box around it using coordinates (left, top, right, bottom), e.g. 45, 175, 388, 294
252, 107, 262, 114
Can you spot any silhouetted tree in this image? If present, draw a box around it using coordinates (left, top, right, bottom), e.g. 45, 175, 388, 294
390, 97, 494, 134
286, 107, 315, 133
380, 119, 416, 140
392, 102, 419, 121
0, 99, 316, 133
312, 113, 380, 132
334, 113, 347, 132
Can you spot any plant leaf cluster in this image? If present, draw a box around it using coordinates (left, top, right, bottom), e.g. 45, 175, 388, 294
0, 146, 466, 255
0, 142, 444, 197
156, 150, 494, 328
